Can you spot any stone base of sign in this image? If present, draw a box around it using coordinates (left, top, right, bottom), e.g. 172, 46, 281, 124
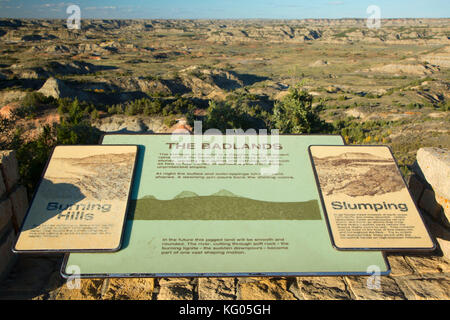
0, 150, 28, 282
0, 199, 13, 233
237, 278, 296, 300
1, 248, 449, 300
198, 278, 236, 300
408, 148, 450, 260
156, 278, 195, 300
1, 256, 448, 300
9, 185, 28, 231
0, 151, 20, 193
0, 229, 16, 284
414, 147, 450, 229
290, 277, 352, 300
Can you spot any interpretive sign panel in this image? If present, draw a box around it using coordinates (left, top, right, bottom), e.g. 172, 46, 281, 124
63, 134, 389, 278
309, 145, 435, 251
14, 145, 138, 253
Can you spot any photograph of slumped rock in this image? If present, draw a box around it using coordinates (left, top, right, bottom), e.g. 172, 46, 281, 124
130, 189, 322, 220
42, 150, 137, 201
312, 150, 405, 197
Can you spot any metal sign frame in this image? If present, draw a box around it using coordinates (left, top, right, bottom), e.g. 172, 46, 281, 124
13, 144, 139, 254
308, 144, 436, 252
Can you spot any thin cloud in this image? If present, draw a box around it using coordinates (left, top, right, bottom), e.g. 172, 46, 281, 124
85, 6, 117, 11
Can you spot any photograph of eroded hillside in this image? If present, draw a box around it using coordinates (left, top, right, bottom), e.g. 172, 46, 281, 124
312, 150, 405, 197
42, 148, 137, 201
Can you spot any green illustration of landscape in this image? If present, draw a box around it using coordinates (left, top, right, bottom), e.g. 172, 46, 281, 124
130, 190, 321, 220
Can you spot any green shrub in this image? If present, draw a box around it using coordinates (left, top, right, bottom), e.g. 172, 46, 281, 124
22, 92, 55, 109
15, 92, 55, 118
163, 97, 195, 116
406, 103, 423, 110
119, 97, 194, 117
90, 109, 100, 120
437, 101, 449, 111
332, 118, 393, 144
272, 88, 329, 134
0, 115, 15, 150
364, 93, 378, 99
164, 116, 178, 127
195, 101, 259, 133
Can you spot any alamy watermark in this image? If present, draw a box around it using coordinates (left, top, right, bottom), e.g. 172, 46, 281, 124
366, 5, 381, 29
366, 265, 382, 290
66, 265, 81, 290
67, 5, 81, 30
169, 122, 281, 176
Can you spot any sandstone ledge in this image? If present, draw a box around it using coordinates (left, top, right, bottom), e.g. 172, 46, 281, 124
0, 250, 448, 300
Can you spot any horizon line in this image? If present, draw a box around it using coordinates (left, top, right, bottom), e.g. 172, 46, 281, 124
1, 17, 449, 21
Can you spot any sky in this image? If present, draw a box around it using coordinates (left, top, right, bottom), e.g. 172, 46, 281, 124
0, 0, 449, 19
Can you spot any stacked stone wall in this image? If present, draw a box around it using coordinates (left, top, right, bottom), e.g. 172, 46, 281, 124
0, 151, 28, 282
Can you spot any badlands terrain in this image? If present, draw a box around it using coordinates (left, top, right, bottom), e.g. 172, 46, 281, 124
0, 18, 449, 174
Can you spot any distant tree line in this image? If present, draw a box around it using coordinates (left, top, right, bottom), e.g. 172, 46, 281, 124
106, 96, 196, 117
